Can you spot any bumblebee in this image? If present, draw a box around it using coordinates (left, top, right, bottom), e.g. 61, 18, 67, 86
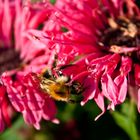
39, 68, 83, 103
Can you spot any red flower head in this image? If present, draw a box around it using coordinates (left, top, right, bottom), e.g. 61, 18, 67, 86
0, 0, 59, 131
31, 0, 140, 119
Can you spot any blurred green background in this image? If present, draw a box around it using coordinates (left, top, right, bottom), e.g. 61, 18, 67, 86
1, 100, 140, 140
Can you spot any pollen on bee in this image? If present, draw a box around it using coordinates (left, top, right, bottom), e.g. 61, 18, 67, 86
108, 18, 118, 29
110, 45, 121, 53
55, 76, 68, 83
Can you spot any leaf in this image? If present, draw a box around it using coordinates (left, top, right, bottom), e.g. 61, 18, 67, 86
111, 100, 138, 140
50, 0, 56, 5
56, 102, 77, 122
121, 100, 137, 122
0, 116, 29, 140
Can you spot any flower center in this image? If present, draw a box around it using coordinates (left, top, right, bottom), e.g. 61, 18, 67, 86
0, 47, 22, 75
99, 16, 140, 55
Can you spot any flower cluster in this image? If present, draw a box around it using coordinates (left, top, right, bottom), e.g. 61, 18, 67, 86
1, 0, 140, 132
0, 0, 59, 131
30, 0, 140, 120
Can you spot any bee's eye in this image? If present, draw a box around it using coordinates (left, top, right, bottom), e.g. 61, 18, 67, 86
42, 71, 51, 78
42, 69, 55, 79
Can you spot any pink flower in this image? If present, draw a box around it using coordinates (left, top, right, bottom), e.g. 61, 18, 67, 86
1, 73, 58, 130
0, 0, 59, 131
0, 85, 12, 132
33, 0, 140, 119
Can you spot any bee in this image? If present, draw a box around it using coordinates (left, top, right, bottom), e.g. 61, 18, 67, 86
39, 68, 83, 103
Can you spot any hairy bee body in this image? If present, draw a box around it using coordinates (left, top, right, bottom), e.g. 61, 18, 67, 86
39, 66, 83, 103
40, 76, 71, 102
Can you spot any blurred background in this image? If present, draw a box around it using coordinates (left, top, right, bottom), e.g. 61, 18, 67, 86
1, 100, 140, 140
1, 0, 140, 140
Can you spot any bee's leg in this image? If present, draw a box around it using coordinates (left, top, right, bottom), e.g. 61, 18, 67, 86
70, 82, 84, 95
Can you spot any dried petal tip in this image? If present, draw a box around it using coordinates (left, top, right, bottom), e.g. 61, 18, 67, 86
80, 101, 85, 106
51, 118, 60, 124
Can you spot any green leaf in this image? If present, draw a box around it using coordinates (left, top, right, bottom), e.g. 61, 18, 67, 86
56, 102, 77, 122
50, 0, 56, 5
111, 100, 138, 140
121, 100, 137, 121
112, 111, 138, 140
0, 116, 29, 140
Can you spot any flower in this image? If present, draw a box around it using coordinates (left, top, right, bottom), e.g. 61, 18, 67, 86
31, 0, 140, 119
2, 72, 58, 130
0, 0, 59, 131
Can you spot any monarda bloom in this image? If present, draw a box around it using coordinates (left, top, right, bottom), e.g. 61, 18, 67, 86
30, 0, 140, 119
0, 0, 59, 131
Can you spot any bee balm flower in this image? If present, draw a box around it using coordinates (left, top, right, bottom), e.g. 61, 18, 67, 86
34, 0, 140, 119
0, 0, 58, 131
